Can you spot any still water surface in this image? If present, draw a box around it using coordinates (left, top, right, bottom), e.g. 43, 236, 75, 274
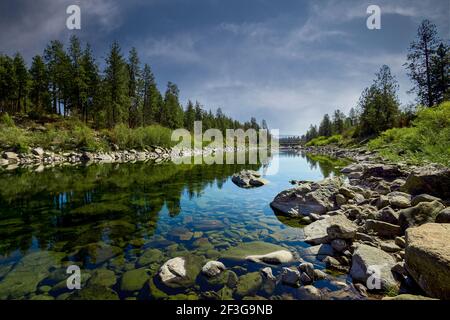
0, 151, 350, 300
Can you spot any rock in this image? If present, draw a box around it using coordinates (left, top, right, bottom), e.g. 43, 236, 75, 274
398, 200, 445, 232
350, 244, 397, 291
270, 177, 343, 216
235, 272, 262, 298
323, 256, 343, 270
331, 239, 347, 252
159, 257, 186, 283
326, 215, 358, 240
405, 223, 450, 299
80, 242, 122, 265
377, 206, 399, 225
221, 241, 288, 261
338, 187, 355, 199
298, 285, 322, 300
365, 219, 402, 238
335, 194, 347, 206
300, 272, 313, 285
387, 192, 411, 208
380, 241, 402, 253
394, 236, 406, 248
31, 147, 44, 157
136, 248, 164, 267
232, 170, 268, 188
158, 255, 203, 288
70, 286, 119, 300
0, 251, 64, 299
382, 294, 437, 300
303, 215, 355, 244
2, 151, 19, 162
201, 261, 226, 277
299, 262, 315, 279
436, 208, 450, 223
411, 194, 442, 206
376, 195, 390, 209
120, 268, 149, 292
301, 244, 335, 262
313, 269, 328, 280
401, 166, 450, 199
88, 269, 117, 287
260, 267, 276, 281
341, 164, 363, 174
246, 250, 294, 265
281, 267, 300, 286
363, 164, 407, 179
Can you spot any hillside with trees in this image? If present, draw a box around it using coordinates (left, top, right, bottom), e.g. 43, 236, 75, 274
301, 20, 449, 165
0, 36, 267, 151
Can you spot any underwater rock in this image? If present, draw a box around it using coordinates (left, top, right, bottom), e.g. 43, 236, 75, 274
87, 269, 117, 288
120, 268, 149, 292
246, 250, 294, 265
235, 272, 263, 298
201, 261, 226, 277
137, 248, 164, 267
220, 241, 289, 261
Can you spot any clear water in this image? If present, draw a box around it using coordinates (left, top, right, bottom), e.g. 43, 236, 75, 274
0, 151, 351, 300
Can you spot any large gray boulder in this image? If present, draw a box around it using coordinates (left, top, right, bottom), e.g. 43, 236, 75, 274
405, 223, 450, 299
270, 177, 343, 216
401, 166, 450, 199
398, 200, 445, 232
350, 244, 397, 291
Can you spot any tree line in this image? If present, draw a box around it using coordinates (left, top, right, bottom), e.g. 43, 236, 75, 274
0, 36, 267, 133
302, 19, 449, 143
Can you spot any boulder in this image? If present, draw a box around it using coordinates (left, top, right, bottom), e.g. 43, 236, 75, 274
201, 261, 226, 277
159, 257, 186, 284
411, 194, 442, 206
298, 285, 322, 300
326, 215, 358, 240
235, 272, 262, 297
401, 166, 450, 199
405, 223, 450, 299
120, 268, 149, 292
246, 250, 294, 264
436, 208, 450, 223
303, 214, 355, 244
387, 192, 411, 208
31, 147, 44, 157
270, 177, 343, 216
382, 294, 437, 300
377, 206, 399, 225
341, 164, 363, 174
363, 164, 407, 179
365, 220, 402, 238
398, 200, 445, 232
350, 244, 397, 291
260, 267, 276, 281
281, 267, 300, 286
232, 170, 268, 188
331, 239, 347, 252
2, 151, 19, 163
220, 241, 288, 261
301, 244, 335, 261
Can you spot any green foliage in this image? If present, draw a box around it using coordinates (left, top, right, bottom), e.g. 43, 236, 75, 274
306, 135, 343, 147
108, 123, 173, 149
0, 113, 15, 127
368, 101, 450, 165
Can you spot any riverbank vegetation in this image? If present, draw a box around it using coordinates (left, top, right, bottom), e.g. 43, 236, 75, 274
301, 20, 449, 166
0, 37, 267, 152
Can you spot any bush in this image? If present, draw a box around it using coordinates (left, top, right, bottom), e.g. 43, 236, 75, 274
0, 113, 15, 127
368, 101, 450, 166
108, 124, 174, 149
306, 135, 343, 147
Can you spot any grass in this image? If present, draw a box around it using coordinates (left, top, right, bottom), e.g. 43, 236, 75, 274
306, 134, 344, 147
368, 101, 450, 166
0, 114, 175, 153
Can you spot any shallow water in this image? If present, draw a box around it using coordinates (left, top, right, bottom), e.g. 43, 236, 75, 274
0, 151, 351, 300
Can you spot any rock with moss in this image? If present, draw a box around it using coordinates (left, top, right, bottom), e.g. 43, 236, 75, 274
120, 268, 149, 292
88, 269, 117, 287
159, 254, 203, 289
0, 251, 65, 299
136, 248, 164, 267
401, 166, 450, 199
382, 294, 437, 300
69, 286, 119, 300
235, 272, 263, 298
398, 200, 445, 232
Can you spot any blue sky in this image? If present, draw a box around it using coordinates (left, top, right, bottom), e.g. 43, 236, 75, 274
0, 0, 449, 134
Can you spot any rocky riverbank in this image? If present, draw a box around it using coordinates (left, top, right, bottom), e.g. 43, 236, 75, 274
0, 145, 242, 171
270, 145, 450, 300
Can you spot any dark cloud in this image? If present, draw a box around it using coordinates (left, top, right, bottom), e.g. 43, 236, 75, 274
0, 0, 449, 134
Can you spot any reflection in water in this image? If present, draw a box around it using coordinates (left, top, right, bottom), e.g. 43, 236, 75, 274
0, 152, 350, 300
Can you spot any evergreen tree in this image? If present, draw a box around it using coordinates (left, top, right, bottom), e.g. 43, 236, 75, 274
12, 53, 29, 113
430, 42, 450, 104
163, 82, 184, 129
80, 43, 99, 123
127, 47, 143, 127
184, 100, 196, 131
142, 64, 161, 126
318, 114, 332, 137
104, 41, 130, 127
405, 20, 440, 107
29, 55, 50, 113
332, 109, 345, 134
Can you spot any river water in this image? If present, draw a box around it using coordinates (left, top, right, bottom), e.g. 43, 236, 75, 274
0, 151, 352, 300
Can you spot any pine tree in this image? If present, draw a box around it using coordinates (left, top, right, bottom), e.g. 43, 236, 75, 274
184, 100, 196, 131
127, 47, 142, 127
430, 42, 450, 104
142, 64, 161, 126
332, 109, 345, 134
104, 41, 130, 127
80, 43, 99, 123
405, 20, 440, 107
12, 53, 29, 113
318, 114, 332, 137
163, 82, 184, 129
29, 55, 50, 113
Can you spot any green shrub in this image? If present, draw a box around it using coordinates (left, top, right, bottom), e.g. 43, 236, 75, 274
0, 113, 15, 127
368, 101, 450, 166
108, 124, 173, 149
306, 135, 343, 147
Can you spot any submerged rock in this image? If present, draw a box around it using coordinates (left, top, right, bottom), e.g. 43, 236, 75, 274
232, 170, 268, 188
246, 250, 294, 265
201, 261, 226, 277
220, 241, 288, 261
281, 267, 300, 286
405, 223, 450, 299
235, 272, 263, 298
158, 255, 203, 288
120, 268, 149, 292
